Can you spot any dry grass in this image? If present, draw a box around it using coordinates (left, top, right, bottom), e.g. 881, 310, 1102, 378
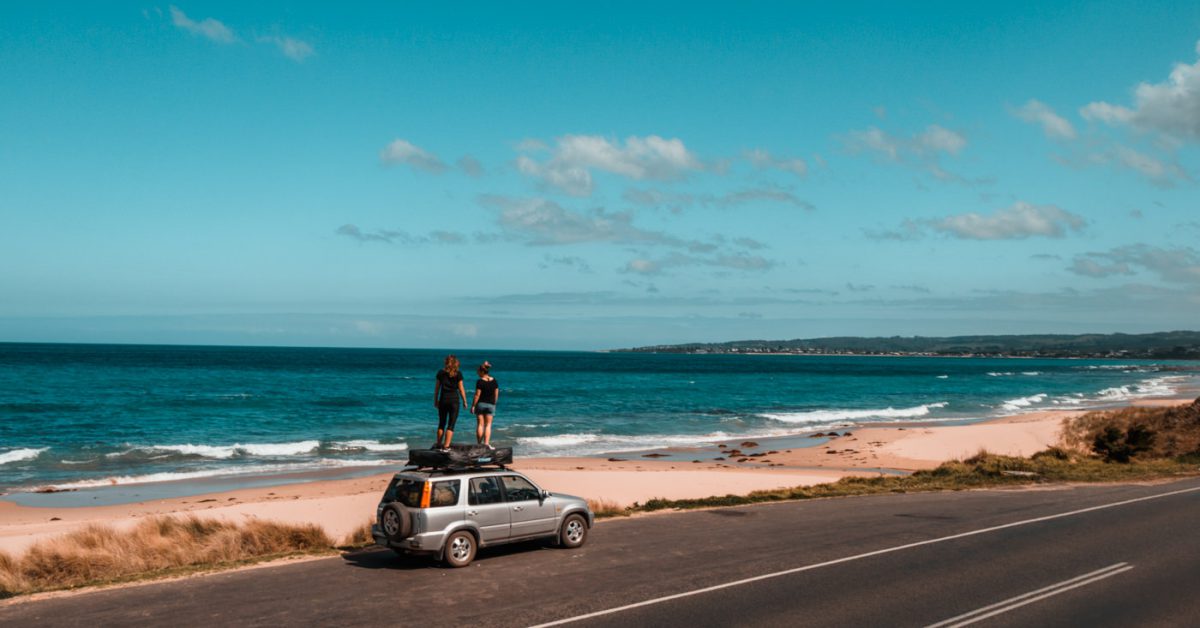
1062, 398, 1200, 458
338, 519, 377, 548
587, 498, 629, 518
0, 516, 332, 598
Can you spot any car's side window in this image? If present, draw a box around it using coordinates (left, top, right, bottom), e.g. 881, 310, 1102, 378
500, 475, 541, 502
469, 477, 504, 506
430, 479, 460, 507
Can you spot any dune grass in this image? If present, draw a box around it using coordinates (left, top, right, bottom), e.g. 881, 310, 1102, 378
338, 519, 377, 549
587, 498, 629, 518
0, 516, 333, 598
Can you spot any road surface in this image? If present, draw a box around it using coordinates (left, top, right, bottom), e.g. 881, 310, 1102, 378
3, 477, 1199, 627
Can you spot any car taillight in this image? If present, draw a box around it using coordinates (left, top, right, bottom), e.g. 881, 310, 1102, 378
419, 481, 431, 508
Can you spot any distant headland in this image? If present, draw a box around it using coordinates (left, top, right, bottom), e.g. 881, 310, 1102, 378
616, 331, 1200, 359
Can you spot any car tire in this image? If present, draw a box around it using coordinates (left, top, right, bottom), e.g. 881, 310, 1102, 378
380, 503, 411, 542
559, 513, 588, 549
443, 531, 476, 568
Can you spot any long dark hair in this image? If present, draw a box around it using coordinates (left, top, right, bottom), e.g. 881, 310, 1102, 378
477, 361, 491, 376
443, 354, 460, 376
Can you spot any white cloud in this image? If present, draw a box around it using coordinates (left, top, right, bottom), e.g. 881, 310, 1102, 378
622, 186, 814, 211
844, 124, 969, 181
516, 155, 592, 196
1069, 245, 1200, 284
169, 6, 236, 44
483, 196, 672, 246
258, 35, 315, 62
917, 125, 967, 154
744, 148, 807, 176
1079, 101, 1134, 125
479, 195, 777, 275
457, 155, 484, 177
1067, 143, 1186, 186
1015, 99, 1076, 140
931, 202, 1087, 240
622, 252, 775, 276
380, 139, 447, 173
335, 224, 466, 245
1081, 39, 1200, 142
517, 135, 702, 195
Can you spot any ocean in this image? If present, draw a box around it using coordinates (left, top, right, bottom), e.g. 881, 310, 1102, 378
1, 343, 1197, 493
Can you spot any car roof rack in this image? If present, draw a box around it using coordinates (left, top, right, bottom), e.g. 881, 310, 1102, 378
404, 445, 513, 471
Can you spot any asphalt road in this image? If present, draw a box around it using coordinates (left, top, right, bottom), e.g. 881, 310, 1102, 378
4, 478, 1200, 627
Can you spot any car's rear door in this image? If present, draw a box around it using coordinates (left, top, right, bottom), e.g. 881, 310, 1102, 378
467, 476, 510, 543
500, 474, 557, 538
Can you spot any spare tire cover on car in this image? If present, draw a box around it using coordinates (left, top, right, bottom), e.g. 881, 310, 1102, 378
381, 503, 411, 541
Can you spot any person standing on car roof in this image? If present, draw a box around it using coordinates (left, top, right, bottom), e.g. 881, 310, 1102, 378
433, 354, 468, 451
470, 361, 500, 449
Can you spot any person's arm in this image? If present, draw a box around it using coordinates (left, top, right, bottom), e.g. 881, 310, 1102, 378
471, 386, 482, 411
458, 379, 468, 406
493, 383, 499, 409
433, 378, 441, 408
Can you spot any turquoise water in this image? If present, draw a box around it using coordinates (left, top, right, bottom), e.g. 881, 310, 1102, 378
1, 343, 1197, 492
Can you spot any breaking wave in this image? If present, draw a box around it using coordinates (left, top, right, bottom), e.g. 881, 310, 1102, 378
141, 441, 322, 459
0, 448, 48, 466
1001, 394, 1048, 411
37, 458, 399, 490
761, 402, 949, 425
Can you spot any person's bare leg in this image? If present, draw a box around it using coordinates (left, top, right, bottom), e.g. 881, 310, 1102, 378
483, 415, 494, 446
476, 415, 485, 443
435, 428, 445, 448
444, 429, 453, 448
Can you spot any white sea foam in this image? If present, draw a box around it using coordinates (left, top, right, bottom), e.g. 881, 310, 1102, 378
1022, 372, 1042, 376
516, 431, 740, 457
519, 434, 602, 448
761, 402, 949, 425
1052, 394, 1087, 406
147, 440, 321, 459
936, 375, 949, 379
1078, 364, 1140, 370
1001, 394, 1048, 411
0, 447, 48, 465
987, 372, 1015, 377
329, 440, 409, 452
1095, 376, 1181, 401
37, 458, 398, 490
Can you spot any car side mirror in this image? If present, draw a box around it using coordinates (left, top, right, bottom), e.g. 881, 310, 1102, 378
539, 489, 550, 503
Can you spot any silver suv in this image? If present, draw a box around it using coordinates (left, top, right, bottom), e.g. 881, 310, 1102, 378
371, 467, 593, 567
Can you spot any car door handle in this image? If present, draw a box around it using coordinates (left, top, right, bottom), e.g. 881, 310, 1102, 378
512, 506, 523, 512
467, 510, 478, 516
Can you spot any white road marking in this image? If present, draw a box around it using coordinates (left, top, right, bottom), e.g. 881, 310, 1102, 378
925, 562, 1133, 627
528, 484, 1200, 627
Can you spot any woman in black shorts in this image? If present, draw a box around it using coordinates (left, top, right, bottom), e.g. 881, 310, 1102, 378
470, 361, 500, 448
433, 355, 467, 451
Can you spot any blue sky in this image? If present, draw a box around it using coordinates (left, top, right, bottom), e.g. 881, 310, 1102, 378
2, 1, 1199, 349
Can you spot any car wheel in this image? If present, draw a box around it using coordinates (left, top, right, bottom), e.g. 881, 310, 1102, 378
380, 503, 411, 542
443, 531, 476, 568
559, 513, 588, 549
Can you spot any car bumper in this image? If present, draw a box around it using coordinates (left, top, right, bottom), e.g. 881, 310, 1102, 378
372, 524, 448, 552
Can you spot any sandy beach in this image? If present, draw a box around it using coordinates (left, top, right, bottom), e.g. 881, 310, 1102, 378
0, 398, 1191, 558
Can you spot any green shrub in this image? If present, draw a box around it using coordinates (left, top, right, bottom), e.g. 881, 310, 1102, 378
1092, 424, 1156, 463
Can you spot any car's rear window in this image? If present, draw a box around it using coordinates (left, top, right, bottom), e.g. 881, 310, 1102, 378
384, 477, 424, 508
383, 477, 462, 508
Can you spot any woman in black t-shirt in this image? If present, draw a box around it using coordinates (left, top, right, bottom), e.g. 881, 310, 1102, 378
470, 361, 500, 449
433, 355, 468, 450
